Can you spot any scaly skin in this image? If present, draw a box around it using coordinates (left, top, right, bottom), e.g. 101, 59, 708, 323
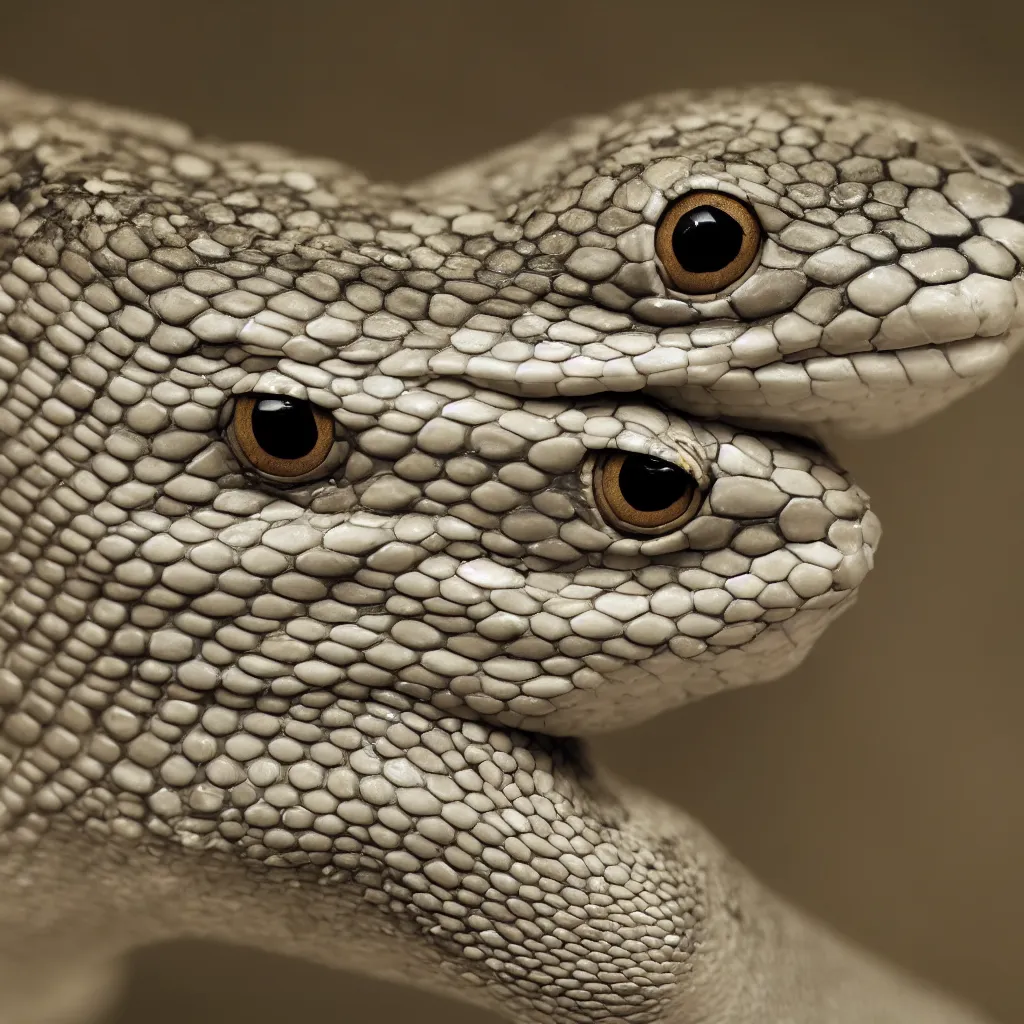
0, 80, 1020, 1023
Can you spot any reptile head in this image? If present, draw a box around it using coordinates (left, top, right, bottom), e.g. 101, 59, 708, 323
422, 83, 1024, 438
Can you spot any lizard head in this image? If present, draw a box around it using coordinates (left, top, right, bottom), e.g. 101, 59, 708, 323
423, 82, 1024, 438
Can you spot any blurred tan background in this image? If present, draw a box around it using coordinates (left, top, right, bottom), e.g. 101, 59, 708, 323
5, 1, 1022, 1020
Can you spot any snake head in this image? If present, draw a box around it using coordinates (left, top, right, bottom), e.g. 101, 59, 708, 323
422, 83, 1024, 439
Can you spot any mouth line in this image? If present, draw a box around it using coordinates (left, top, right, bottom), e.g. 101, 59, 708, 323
452, 326, 1022, 422
778, 329, 1020, 366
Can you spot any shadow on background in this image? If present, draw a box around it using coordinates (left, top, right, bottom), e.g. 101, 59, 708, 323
4, 1, 1022, 1021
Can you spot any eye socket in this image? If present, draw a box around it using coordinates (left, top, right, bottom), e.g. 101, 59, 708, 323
595, 451, 702, 536
655, 191, 762, 295
232, 395, 335, 478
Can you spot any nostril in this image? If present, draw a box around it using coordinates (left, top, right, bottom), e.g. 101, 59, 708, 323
1009, 182, 1024, 223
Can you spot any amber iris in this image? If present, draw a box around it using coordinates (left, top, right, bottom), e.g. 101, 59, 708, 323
233, 395, 335, 477
655, 191, 762, 295
595, 451, 701, 536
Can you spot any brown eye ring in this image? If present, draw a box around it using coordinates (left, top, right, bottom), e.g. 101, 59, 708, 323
232, 394, 335, 478
654, 190, 762, 295
595, 451, 703, 536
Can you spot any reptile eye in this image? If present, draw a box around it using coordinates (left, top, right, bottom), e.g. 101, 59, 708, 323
655, 191, 762, 295
595, 451, 702, 536
232, 395, 335, 478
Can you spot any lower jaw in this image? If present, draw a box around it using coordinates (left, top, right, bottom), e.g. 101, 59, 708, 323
652, 329, 1020, 440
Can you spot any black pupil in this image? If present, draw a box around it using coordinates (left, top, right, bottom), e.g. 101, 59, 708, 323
251, 397, 318, 460
619, 455, 691, 512
671, 205, 744, 273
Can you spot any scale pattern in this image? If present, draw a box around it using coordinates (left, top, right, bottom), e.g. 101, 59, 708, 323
0, 79, 1019, 1024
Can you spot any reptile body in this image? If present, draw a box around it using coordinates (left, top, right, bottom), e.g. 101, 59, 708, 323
0, 80, 1020, 1023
